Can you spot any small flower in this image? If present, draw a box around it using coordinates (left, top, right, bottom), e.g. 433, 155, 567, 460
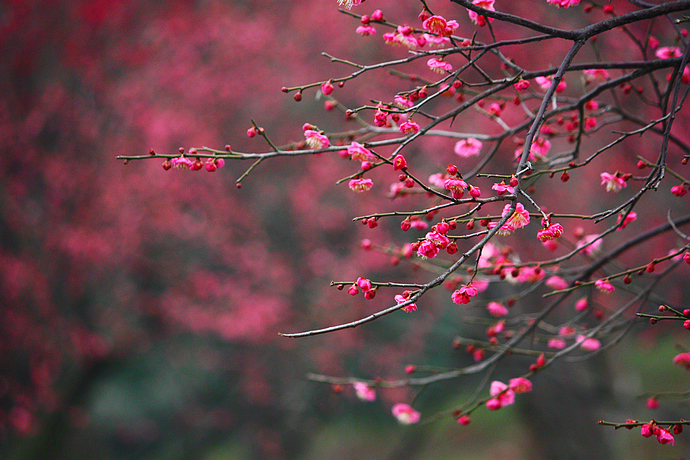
395, 294, 418, 313
171, 156, 194, 169
353, 382, 376, 401
336, 0, 362, 10
457, 415, 471, 425
356, 276, 371, 291
671, 184, 687, 197
422, 15, 459, 36
514, 79, 530, 91
673, 352, 690, 370
600, 172, 627, 192
355, 25, 377, 35
347, 142, 375, 162
451, 284, 478, 305
641, 423, 654, 438
594, 279, 615, 293
393, 154, 407, 170
349, 178, 374, 193
546, 276, 568, 290
492, 182, 515, 195
548, 338, 567, 349
646, 397, 659, 409
486, 380, 515, 410
509, 377, 532, 394
616, 211, 637, 230
399, 120, 420, 134
656, 46, 682, 59
547, 0, 581, 8
427, 57, 452, 73
454, 138, 483, 158
656, 427, 675, 446
417, 240, 440, 259
487, 301, 509, 317
304, 130, 330, 149
537, 223, 564, 242
468, 0, 495, 26
444, 178, 468, 199
577, 335, 601, 352
321, 81, 334, 95
575, 297, 589, 312
503, 203, 530, 230
391, 403, 421, 424
576, 234, 602, 257
583, 68, 610, 82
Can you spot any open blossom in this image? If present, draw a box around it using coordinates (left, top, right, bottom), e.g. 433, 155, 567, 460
547, 0, 581, 8
337, 0, 362, 9
616, 211, 637, 230
503, 202, 530, 230
576, 234, 602, 256
535, 75, 567, 92
399, 120, 420, 134
444, 178, 467, 199
492, 182, 514, 195
656, 427, 675, 446
394, 95, 414, 108
656, 46, 682, 59
600, 172, 627, 192
516, 266, 545, 283
395, 294, 418, 313
583, 68, 610, 82
486, 380, 515, 410
355, 25, 376, 35
427, 57, 452, 73
422, 15, 459, 36
347, 142, 375, 162
468, 0, 495, 26
422, 33, 451, 47
391, 403, 421, 424
594, 278, 614, 293
673, 352, 690, 370
577, 335, 601, 352
454, 138, 483, 158
546, 276, 568, 290
353, 382, 376, 401
548, 338, 567, 349
304, 129, 329, 149
530, 137, 551, 159
537, 223, 564, 242
349, 178, 373, 192
417, 240, 440, 259
509, 377, 532, 394
171, 156, 194, 169
487, 301, 509, 317
451, 284, 478, 305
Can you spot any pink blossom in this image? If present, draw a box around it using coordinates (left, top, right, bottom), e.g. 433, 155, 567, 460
304, 129, 330, 149
537, 223, 564, 242
171, 156, 194, 169
395, 294, 418, 313
468, 0, 495, 26
516, 266, 545, 283
422, 15, 459, 36
547, 0, 581, 8
373, 106, 389, 127
410, 219, 429, 230
673, 352, 690, 370
646, 397, 659, 409
427, 57, 452, 73
399, 120, 420, 134
425, 230, 450, 250
546, 276, 568, 290
392, 154, 407, 171
356, 276, 371, 291
355, 25, 377, 36
671, 184, 687, 196
457, 415, 471, 425
454, 138, 483, 158
656, 46, 682, 59
417, 240, 440, 259
548, 338, 567, 349
486, 380, 515, 410
487, 301, 509, 317
503, 203, 530, 230
347, 142, 375, 162
656, 427, 675, 446
444, 178, 467, 199
616, 211, 637, 230
391, 403, 421, 424
353, 382, 376, 401
451, 285, 475, 304
559, 326, 576, 337
575, 297, 589, 312
394, 95, 413, 108
594, 278, 614, 293
576, 234, 602, 256
509, 377, 532, 394
514, 79, 530, 91
600, 172, 627, 192
576, 335, 601, 352
492, 182, 514, 195
641, 423, 654, 438
337, 0, 363, 9
422, 33, 451, 47
349, 178, 373, 193
530, 137, 552, 160
535, 75, 567, 92
583, 68, 610, 82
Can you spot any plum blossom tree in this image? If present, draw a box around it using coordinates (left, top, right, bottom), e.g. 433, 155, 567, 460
117, 0, 690, 450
